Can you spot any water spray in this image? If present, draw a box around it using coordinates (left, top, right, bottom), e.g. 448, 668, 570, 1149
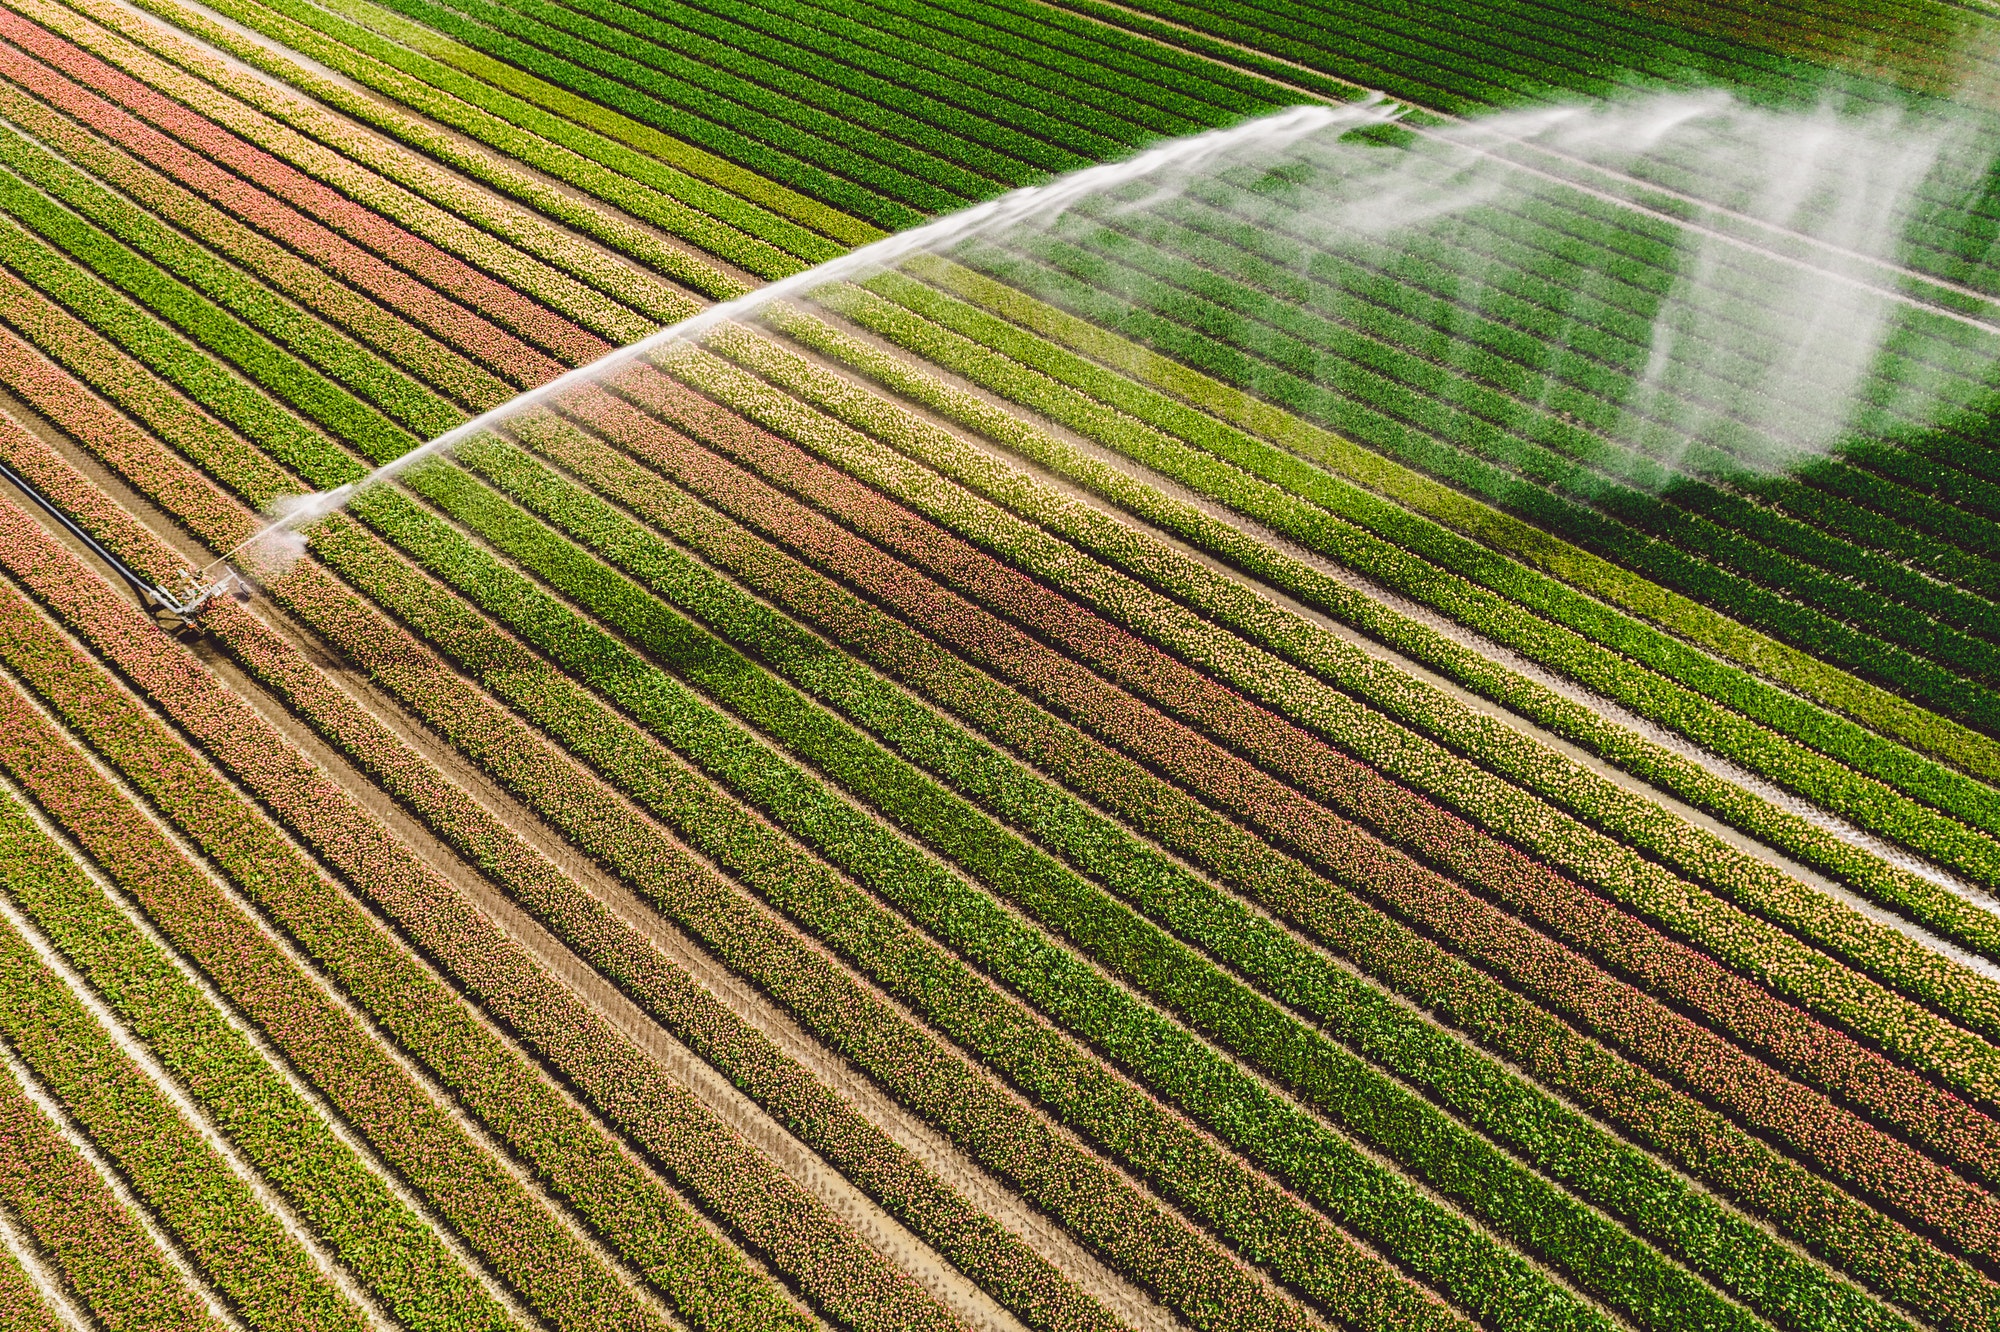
188, 99, 1393, 584
178, 87, 2000, 602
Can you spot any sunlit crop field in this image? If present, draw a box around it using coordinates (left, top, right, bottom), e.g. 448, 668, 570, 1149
2, 2, 1999, 1332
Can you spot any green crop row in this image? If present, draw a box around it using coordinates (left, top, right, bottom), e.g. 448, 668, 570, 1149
0, 932, 218, 1332
391, 437, 1731, 1332
308, 498, 1455, 1332
1128, 177, 2000, 611
952, 210, 2000, 696
0, 105, 460, 436
475, 416, 1933, 1332
0, 167, 420, 460
803, 280, 2000, 914
0, 58, 512, 412
790, 0, 1280, 128
0, 678, 525, 1332
49, 0, 715, 322
0, 882, 367, 1332
718, 315, 2000, 1094
309, 0, 936, 227
862, 0, 1242, 120
114, 0, 861, 267
1175, 181, 2000, 608
498, 0, 1049, 186
1039, 0, 2000, 298
1071, 187, 2000, 668
607, 0, 1132, 162
888, 256, 2000, 785
28, 0, 653, 344
960, 240, 2000, 745
0, 140, 1952, 1320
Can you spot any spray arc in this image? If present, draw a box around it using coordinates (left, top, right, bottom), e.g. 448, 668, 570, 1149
191, 99, 1389, 589
179, 88, 1998, 611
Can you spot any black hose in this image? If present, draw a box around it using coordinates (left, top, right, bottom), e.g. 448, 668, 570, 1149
0, 453, 179, 612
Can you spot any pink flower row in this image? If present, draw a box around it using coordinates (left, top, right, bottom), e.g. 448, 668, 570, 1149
0, 1016, 217, 1332
0, 493, 945, 1332
519, 395, 2000, 1330
0, 13, 575, 384
598, 364, 2000, 1260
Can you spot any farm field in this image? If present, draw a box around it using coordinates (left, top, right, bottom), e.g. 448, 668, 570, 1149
2, 0, 2000, 1329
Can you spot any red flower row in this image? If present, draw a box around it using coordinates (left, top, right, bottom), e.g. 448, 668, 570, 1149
605, 363, 2000, 1256
0, 497, 949, 1332
0, 13, 581, 384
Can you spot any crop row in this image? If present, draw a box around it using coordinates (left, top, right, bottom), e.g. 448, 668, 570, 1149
486, 409, 1946, 1332
0, 946, 218, 1332
387, 424, 1729, 1332
480, 0, 1052, 188
1088, 184, 2000, 656
0, 62, 511, 413
1072, 183, 2000, 629
890, 250, 2000, 789
605, 0, 1136, 163
1039, 0, 2000, 296
0, 499, 959, 1332
0, 421, 769, 1332
52, 0, 711, 322
0, 561, 707, 1332
0, 1213, 81, 1332
1, 6, 602, 368
892, 249, 2000, 788
0, 90, 462, 438
0, 291, 1363, 1332
0, 127, 1960, 1328
800, 282, 2000, 921
0, 673, 537, 1332
31, 6, 645, 350
942, 242, 2000, 764
0, 870, 366, 1332
0, 140, 424, 468
0, 346, 833, 1332
0, 104, 1968, 1200
0, 163, 1968, 1328
0, 171, 1441, 1328
715, 0, 1265, 137
305, 496, 1458, 1332
311, 0, 934, 228
0, 18, 1984, 1320
0, 340, 834, 1332
201, 573, 1126, 1332
612, 342, 2000, 1176
26, 0, 657, 346
0, 17, 566, 391
1163, 181, 2000, 611
977, 195, 2000, 619
717, 315, 2000, 1103
626, 354, 2000, 1245
93, 0, 820, 285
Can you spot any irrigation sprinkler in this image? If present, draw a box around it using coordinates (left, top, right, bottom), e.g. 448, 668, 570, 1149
0, 455, 245, 632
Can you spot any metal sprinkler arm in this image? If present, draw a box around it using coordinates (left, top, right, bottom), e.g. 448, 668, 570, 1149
0, 455, 238, 628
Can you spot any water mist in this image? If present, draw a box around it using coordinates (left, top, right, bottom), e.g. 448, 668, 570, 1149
211, 84, 2000, 584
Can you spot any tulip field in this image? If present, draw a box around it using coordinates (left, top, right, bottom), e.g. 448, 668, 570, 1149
5, 0, 2000, 1329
